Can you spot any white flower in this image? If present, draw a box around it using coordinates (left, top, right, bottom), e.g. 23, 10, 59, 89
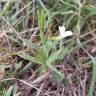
59, 26, 73, 39
51, 25, 73, 41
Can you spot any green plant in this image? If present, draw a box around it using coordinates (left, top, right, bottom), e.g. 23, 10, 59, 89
18, 38, 66, 82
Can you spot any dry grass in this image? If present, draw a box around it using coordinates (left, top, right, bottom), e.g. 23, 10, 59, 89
0, 0, 96, 96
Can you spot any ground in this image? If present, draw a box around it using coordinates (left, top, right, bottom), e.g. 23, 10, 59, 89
0, 0, 96, 96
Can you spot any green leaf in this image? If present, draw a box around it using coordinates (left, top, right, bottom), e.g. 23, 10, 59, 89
43, 39, 56, 57
17, 50, 47, 66
38, 9, 45, 32
47, 63, 64, 82
88, 57, 96, 96
22, 38, 36, 49
5, 86, 13, 96
34, 48, 48, 69
13, 84, 18, 95
20, 62, 33, 75
17, 53, 41, 64
47, 49, 62, 64
15, 61, 22, 70
38, 9, 46, 44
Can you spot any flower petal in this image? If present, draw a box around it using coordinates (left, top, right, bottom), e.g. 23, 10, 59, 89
58, 26, 73, 39
63, 31, 73, 37
59, 26, 65, 34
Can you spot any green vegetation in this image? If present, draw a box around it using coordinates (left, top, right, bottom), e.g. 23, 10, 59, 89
0, 0, 96, 95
